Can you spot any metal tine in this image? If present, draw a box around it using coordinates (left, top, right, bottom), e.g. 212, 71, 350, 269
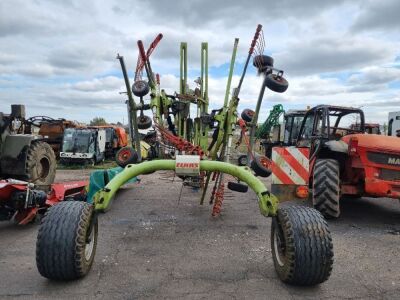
254, 48, 263, 70
259, 29, 266, 53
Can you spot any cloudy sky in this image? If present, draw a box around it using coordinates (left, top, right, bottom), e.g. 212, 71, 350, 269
0, 0, 399, 125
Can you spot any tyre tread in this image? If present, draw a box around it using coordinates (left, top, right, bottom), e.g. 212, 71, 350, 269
271, 206, 334, 285
36, 201, 96, 280
312, 159, 340, 218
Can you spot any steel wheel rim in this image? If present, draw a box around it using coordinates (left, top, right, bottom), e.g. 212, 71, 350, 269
38, 157, 50, 179
118, 149, 130, 162
273, 222, 286, 267
260, 157, 270, 169
85, 225, 95, 261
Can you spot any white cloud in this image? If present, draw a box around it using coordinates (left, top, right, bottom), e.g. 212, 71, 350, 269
0, 0, 399, 128
71, 76, 123, 92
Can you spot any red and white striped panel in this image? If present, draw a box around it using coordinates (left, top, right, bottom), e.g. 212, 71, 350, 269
271, 147, 310, 185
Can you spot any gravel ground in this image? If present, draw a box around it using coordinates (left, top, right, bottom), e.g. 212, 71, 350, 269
0, 169, 399, 299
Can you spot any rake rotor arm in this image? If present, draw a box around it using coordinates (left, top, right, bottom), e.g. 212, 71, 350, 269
137, 40, 155, 87
135, 33, 163, 83
92, 160, 278, 217
116, 54, 142, 162
234, 24, 262, 98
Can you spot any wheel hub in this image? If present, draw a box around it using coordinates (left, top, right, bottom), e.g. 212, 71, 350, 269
38, 157, 50, 180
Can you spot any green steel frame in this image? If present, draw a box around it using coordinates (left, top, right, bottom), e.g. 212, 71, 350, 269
110, 26, 279, 219
92, 160, 278, 217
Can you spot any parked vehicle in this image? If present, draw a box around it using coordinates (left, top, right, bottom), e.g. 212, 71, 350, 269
270, 105, 400, 218
38, 119, 77, 157
0, 105, 56, 188
351, 122, 381, 135
262, 109, 306, 158
59, 127, 106, 165
0, 179, 87, 224
89, 126, 128, 158
388, 111, 400, 136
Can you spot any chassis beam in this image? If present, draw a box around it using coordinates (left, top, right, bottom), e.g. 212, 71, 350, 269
92, 160, 278, 216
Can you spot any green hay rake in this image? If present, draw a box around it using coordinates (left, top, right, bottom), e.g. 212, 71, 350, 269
35, 25, 334, 286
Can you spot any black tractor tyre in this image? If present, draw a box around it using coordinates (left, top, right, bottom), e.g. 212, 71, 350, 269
251, 155, 272, 177
132, 80, 150, 97
265, 73, 289, 93
312, 159, 341, 219
115, 146, 139, 168
227, 181, 248, 193
253, 55, 274, 69
36, 201, 98, 280
271, 205, 334, 286
238, 154, 248, 166
241, 109, 255, 122
25, 141, 56, 190
137, 115, 152, 129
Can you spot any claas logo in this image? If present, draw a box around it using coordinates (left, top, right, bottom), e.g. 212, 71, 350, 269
176, 162, 199, 168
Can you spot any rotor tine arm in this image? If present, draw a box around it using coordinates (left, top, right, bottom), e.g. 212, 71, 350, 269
249, 24, 262, 54
137, 40, 147, 64
146, 33, 163, 58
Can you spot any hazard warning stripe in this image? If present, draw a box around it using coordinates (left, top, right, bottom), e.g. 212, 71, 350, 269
297, 147, 309, 158
281, 148, 309, 183
290, 147, 309, 169
273, 151, 305, 184
271, 160, 294, 185
271, 147, 310, 185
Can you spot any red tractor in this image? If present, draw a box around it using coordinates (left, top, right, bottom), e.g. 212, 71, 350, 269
270, 105, 400, 218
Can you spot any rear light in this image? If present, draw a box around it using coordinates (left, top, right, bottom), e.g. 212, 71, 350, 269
296, 186, 309, 199
348, 137, 358, 155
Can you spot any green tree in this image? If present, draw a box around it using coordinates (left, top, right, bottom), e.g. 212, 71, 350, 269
89, 117, 107, 126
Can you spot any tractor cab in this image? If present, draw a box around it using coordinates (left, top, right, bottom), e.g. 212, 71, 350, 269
296, 105, 365, 154
259, 109, 306, 159
282, 110, 307, 146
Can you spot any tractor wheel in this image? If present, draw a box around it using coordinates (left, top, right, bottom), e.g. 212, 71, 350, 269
313, 159, 340, 218
238, 154, 248, 166
271, 205, 334, 286
227, 181, 248, 193
137, 115, 152, 129
253, 55, 274, 69
265, 73, 289, 93
132, 80, 150, 97
241, 109, 255, 122
25, 141, 56, 190
251, 155, 272, 177
36, 201, 98, 280
115, 146, 138, 167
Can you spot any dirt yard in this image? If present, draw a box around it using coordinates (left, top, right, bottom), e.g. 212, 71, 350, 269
0, 169, 399, 299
